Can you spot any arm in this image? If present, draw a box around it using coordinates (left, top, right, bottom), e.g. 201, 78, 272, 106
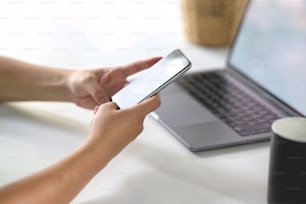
0, 56, 71, 102
0, 95, 161, 204
0, 55, 161, 109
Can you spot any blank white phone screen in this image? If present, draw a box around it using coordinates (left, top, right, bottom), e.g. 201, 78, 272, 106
112, 50, 190, 109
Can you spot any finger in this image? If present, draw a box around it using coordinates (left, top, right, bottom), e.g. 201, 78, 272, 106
94, 106, 99, 114
98, 102, 119, 112
105, 80, 128, 97
97, 68, 127, 95
121, 57, 162, 77
75, 97, 98, 110
131, 94, 161, 115
93, 102, 118, 118
85, 79, 108, 104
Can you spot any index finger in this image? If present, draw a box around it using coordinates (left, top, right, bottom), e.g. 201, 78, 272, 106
121, 57, 162, 77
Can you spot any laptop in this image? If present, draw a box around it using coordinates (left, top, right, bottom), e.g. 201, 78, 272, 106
151, 0, 306, 152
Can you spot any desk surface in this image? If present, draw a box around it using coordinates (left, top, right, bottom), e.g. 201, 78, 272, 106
0, 0, 269, 203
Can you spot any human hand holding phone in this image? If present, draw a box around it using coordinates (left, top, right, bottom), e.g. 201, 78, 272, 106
112, 49, 192, 109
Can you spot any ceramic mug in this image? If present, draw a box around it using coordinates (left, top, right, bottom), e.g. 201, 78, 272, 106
268, 117, 306, 204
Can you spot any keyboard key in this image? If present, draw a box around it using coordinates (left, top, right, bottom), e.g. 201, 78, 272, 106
177, 72, 281, 136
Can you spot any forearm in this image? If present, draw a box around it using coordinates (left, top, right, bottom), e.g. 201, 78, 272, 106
0, 56, 72, 102
0, 137, 113, 204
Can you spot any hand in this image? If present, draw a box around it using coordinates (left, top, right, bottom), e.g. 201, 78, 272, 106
87, 94, 161, 157
67, 57, 161, 110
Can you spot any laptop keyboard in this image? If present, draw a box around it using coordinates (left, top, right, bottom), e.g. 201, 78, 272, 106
177, 72, 280, 136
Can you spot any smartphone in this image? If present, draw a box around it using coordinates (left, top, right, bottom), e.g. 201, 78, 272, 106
112, 49, 191, 109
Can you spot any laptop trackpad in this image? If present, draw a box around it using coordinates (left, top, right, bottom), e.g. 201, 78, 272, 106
174, 121, 239, 151
155, 92, 218, 127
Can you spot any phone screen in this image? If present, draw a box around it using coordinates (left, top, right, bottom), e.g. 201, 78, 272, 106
112, 49, 191, 109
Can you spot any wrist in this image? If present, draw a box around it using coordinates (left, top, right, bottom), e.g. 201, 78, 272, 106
21, 67, 73, 102
74, 140, 111, 172
82, 132, 122, 163
53, 69, 74, 102
39, 68, 76, 102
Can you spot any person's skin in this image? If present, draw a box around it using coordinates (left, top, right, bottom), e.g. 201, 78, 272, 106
0, 56, 161, 204
0, 55, 161, 109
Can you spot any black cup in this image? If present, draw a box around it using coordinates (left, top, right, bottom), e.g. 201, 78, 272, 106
268, 117, 306, 204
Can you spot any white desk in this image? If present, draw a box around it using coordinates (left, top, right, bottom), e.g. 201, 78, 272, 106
0, 1, 269, 203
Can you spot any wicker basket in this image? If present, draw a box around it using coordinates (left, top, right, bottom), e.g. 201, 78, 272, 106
181, 0, 247, 47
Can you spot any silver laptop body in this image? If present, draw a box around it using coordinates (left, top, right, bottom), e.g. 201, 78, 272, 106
152, 0, 306, 151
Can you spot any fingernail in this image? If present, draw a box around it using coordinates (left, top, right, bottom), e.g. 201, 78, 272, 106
99, 96, 109, 104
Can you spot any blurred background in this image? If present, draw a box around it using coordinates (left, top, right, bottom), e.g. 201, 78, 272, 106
0, 0, 227, 70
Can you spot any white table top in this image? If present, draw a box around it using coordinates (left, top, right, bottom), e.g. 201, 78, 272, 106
0, 0, 270, 203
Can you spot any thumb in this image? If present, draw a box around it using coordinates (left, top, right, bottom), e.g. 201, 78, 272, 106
132, 94, 161, 116
85, 79, 108, 104
97, 102, 119, 112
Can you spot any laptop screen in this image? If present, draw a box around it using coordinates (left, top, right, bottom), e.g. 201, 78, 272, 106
229, 0, 306, 116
